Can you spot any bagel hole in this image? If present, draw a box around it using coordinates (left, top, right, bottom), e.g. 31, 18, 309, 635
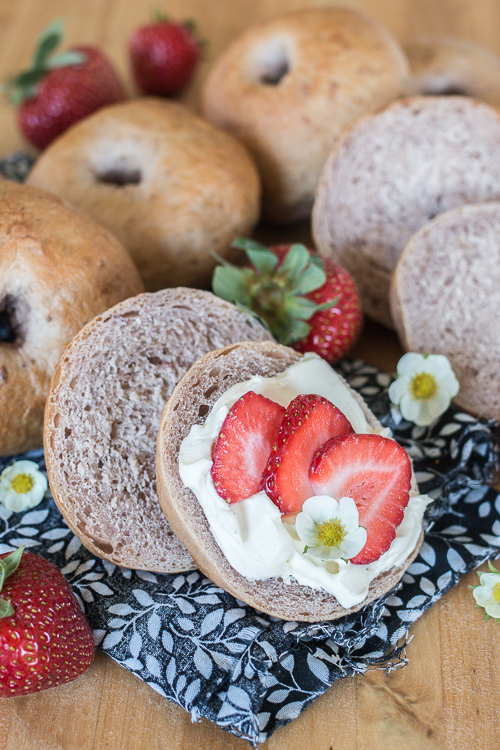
254, 38, 291, 85
97, 167, 142, 186
424, 84, 469, 97
0, 295, 23, 344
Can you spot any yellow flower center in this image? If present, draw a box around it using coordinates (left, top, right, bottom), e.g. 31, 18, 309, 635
492, 582, 500, 604
409, 372, 438, 401
317, 519, 346, 547
10, 473, 35, 494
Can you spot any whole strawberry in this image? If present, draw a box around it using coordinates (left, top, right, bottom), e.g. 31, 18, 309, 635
4, 20, 125, 149
0, 547, 94, 696
212, 239, 363, 363
129, 12, 202, 96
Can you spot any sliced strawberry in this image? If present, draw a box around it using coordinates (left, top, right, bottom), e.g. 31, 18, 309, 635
261, 394, 354, 514
211, 391, 285, 504
309, 434, 412, 565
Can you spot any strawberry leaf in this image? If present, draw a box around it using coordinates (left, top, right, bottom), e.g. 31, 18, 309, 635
212, 265, 253, 307
232, 237, 269, 254
0, 546, 24, 593
315, 295, 341, 312
288, 263, 326, 295
4, 70, 45, 104
49, 51, 86, 69
244, 247, 279, 275
274, 318, 310, 345
0, 598, 14, 618
0, 545, 24, 618
283, 296, 319, 321
488, 560, 500, 574
32, 19, 63, 70
278, 244, 310, 279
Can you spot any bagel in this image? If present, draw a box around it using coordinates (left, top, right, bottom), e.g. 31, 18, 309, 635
0, 181, 143, 457
156, 341, 426, 622
391, 202, 500, 422
201, 8, 408, 224
405, 35, 500, 106
26, 98, 261, 292
313, 96, 500, 329
43, 289, 272, 573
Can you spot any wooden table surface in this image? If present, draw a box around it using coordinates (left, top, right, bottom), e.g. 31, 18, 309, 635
0, 1, 499, 748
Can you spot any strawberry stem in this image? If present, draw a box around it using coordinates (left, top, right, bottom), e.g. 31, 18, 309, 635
0, 545, 24, 619
212, 239, 338, 345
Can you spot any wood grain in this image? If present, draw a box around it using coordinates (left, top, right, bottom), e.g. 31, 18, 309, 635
0, 1, 499, 749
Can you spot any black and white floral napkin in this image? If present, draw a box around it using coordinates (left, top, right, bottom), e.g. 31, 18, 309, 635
1, 361, 499, 746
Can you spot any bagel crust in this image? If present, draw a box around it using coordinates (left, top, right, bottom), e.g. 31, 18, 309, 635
156, 341, 423, 622
27, 98, 261, 292
0, 181, 143, 456
201, 8, 408, 223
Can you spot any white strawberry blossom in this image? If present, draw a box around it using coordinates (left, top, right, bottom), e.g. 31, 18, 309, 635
0, 460, 48, 512
388, 352, 459, 427
295, 496, 367, 561
472, 561, 500, 622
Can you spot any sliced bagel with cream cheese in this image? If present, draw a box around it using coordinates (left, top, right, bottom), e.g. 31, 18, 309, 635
156, 341, 426, 621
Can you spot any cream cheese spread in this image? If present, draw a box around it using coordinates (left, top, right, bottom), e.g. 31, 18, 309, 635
179, 353, 431, 609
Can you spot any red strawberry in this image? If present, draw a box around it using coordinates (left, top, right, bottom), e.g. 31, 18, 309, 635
4, 20, 125, 149
211, 391, 285, 504
212, 239, 362, 364
261, 394, 354, 514
129, 14, 202, 96
309, 434, 412, 565
0, 547, 94, 696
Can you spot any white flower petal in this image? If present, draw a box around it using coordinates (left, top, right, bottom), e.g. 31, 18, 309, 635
396, 352, 427, 376
338, 526, 367, 558
421, 354, 454, 376
426, 390, 452, 419
438, 371, 460, 398
306, 544, 344, 560
484, 600, 500, 619
477, 572, 500, 590
414, 400, 439, 427
336, 497, 360, 532
473, 586, 495, 607
399, 392, 422, 423
301, 496, 340, 525
295, 511, 319, 547
388, 375, 412, 405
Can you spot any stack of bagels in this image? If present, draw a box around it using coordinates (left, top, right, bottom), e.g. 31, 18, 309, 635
2, 6, 499, 623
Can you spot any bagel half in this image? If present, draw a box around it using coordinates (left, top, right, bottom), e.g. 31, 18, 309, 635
313, 96, 500, 328
44, 289, 271, 573
156, 341, 423, 621
391, 202, 500, 422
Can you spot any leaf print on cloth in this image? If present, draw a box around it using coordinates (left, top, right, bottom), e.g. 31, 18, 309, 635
1, 358, 500, 746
